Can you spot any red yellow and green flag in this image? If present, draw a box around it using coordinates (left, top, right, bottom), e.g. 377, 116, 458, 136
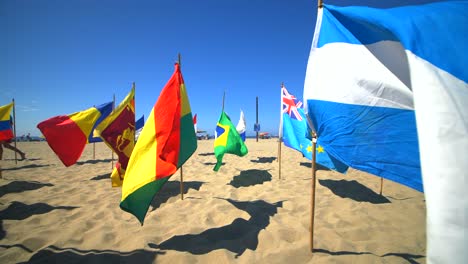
120, 63, 197, 224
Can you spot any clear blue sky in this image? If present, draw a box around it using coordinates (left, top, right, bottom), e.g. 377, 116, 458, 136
1, 0, 443, 137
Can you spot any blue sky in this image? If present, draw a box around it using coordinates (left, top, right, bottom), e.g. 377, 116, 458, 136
1, 0, 443, 137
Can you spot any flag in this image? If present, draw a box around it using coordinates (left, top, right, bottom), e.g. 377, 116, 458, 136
95, 85, 135, 187
120, 63, 197, 224
193, 113, 197, 133
88, 102, 113, 143
236, 109, 246, 141
134, 115, 144, 141
37, 102, 111, 166
0, 102, 14, 141
213, 111, 248, 171
280, 86, 348, 173
303, 2, 468, 263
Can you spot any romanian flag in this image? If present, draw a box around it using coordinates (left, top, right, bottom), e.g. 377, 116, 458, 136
213, 111, 248, 171
37, 102, 113, 167
0, 102, 14, 141
95, 84, 135, 187
120, 63, 197, 224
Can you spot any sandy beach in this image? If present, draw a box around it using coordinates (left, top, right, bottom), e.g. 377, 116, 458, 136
0, 139, 426, 263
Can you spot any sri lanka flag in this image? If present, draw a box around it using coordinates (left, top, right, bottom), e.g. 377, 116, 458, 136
303, 2, 468, 263
0, 102, 14, 141
95, 85, 135, 187
213, 111, 248, 171
120, 63, 197, 224
37, 102, 114, 166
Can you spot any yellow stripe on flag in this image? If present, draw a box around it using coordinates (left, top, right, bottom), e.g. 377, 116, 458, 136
68, 107, 101, 138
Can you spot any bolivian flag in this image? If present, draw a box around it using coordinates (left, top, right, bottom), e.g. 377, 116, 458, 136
120, 63, 197, 224
0, 102, 14, 141
37, 102, 113, 167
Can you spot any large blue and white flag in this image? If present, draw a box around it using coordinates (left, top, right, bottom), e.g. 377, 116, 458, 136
304, 2, 468, 263
280, 86, 348, 173
236, 109, 246, 141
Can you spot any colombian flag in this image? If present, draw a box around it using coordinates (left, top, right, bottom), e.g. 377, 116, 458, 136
0, 102, 14, 141
95, 85, 135, 187
120, 63, 197, 224
37, 102, 112, 167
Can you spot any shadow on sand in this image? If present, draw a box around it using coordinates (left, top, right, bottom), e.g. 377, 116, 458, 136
16, 245, 164, 264
228, 169, 272, 188
1, 164, 50, 171
150, 180, 205, 211
90, 173, 111, 181
299, 162, 330, 171
76, 159, 113, 165
250, 156, 276, 163
313, 248, 424, 263
0, 181, 54, 198
318, 179, 390, 204
152, 198, 283, 257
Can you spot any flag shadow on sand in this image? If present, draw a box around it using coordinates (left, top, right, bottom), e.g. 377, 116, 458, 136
0, 201, 79, 240
151, 198, 283, 257
250, 156, 276, 163
299, 162, 330, 171
150, 181, 205, 211
0, 181, 53, 198
228, 169, 272, 188
90, 173, 111, 181
1, 164, 50, 171
76, 159, 113, 165
198, 152, 215, 156
313, 248, 424, 263
318, 179, 390, 204
16, 245, 165, 264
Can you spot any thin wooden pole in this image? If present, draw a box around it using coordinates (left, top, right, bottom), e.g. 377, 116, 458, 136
256, 96, 259, 142
111, 94, 115, 169
310, 132, 318, 252
222, 91, 225, 111
278, 138, 282, 179
178, 53, 185, 200
380, 178, 384, 195
12, 99, 17, 164
318, 0, 323, 8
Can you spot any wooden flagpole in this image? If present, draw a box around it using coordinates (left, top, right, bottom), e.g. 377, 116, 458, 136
278, 82, 284, 179
178, 53, 185, 200
12, 99, 17, 164
93, 105, 96, 160
380, 178, 384, 195
311, 0, 323, 252
256, 96, 259, 142
310, 132, 318, 252
111, 94, 115, 169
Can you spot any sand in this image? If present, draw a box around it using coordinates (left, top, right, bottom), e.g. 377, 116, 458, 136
0, 139, 426, 263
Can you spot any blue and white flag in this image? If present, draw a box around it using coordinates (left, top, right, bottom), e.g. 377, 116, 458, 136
236, 109, 246, 141
304, 2, 468, 263
280, 86, 348, 173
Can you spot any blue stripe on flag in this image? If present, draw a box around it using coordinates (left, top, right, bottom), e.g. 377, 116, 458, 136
307, 99, 422, 191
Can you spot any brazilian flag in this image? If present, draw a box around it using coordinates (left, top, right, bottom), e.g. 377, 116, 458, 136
213, 111, 248, 171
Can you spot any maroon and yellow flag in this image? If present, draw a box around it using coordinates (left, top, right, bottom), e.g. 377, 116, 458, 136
96, 84, 135, 186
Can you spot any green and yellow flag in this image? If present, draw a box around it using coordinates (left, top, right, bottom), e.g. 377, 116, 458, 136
213, 111, 248, 171
120, 63, 197, 224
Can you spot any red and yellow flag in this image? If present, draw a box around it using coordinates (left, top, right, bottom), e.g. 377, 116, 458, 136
0, 102, 14, 141
96, 84, 135, 187
120, 63, 197, 224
